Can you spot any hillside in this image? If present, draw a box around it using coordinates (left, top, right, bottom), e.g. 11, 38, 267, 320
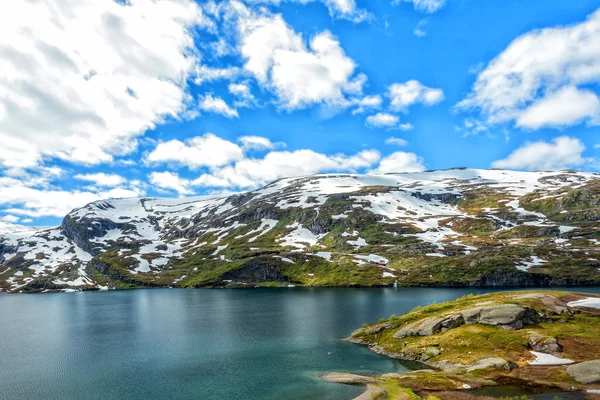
2, 168, 600, 292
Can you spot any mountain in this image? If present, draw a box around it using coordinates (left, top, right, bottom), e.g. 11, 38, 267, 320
2, 168, 600, 293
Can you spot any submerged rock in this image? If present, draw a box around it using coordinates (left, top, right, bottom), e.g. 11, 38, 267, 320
321, 372, 375, 385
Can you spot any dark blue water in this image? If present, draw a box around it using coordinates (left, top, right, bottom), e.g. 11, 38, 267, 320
1, 287, 599, 400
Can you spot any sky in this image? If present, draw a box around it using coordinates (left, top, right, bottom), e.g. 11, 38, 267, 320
1, 0, 600, 227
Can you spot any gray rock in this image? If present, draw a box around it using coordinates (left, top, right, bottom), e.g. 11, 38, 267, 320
364, 323, 394, 335
476, 304, 539, 329
394, 314, 464, 339
394, 304, 540, 339
528, 333, 562, 354
467, 357, 516, 371
566, 360, 600, 384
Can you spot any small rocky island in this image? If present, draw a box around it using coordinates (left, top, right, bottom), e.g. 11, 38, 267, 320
326, 291, 600, 399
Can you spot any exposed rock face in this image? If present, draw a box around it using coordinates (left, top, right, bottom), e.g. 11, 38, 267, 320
467, 357, 516, 371
566, 360, 600, 384
528, 333, 562, 355
394, 304, 540, 339
219, 257, 293, 283
394, 314, 464, 338
462, 304, 540, 329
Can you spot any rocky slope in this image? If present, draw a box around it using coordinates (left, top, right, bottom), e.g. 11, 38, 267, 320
2, 168, 600, 292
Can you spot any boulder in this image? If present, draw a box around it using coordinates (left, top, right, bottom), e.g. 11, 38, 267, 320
394, 314, 464, 339
467, 357, 517, 371
528, 333, 562, 354
465, 304, 539, 329
566, 360, 600, 384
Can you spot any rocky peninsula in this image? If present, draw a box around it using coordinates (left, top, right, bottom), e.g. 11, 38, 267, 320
326, 291, 600, 399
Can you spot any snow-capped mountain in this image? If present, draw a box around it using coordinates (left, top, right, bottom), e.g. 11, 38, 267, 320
2, 168, 600, 292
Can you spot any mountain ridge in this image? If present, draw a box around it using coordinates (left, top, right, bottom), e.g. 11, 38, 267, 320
2, 168, 600, 292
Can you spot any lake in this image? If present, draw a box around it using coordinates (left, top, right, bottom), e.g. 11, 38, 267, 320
1, 287, 600, 400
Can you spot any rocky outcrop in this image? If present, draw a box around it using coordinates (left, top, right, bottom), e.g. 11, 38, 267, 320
566, 360, 600, 384
394, 313, 464, 338
394, 304, 540, 339
528, 333, 562, 354
472, 270, 600, 287
219, 257, 294, 283
61, 215, 124, 255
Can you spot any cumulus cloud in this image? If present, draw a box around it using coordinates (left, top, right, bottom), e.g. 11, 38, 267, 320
0, 176, 144, 217
352, 95, 382, 114
385, 137, 409, 146
235, 4, 362, 109
238, 136, 280, 150
394, 0, 446, 13
366, 113, 413, 130
249, 0, 369, 22
74, 173, 126, 187
370, 152, 426, 174
229, 82, 257, 108
199, 95, 239, 118
1, 215, 20, 223
148, 171, 193, 196
491, 136, 589, 171
388, 80, 444, 112
457, 10, 600, 129
516, 86, 600, 129
193, 149, 382, 189
146, 133, 244, 169
366, 113, 400, 128
0, 0, 205, 169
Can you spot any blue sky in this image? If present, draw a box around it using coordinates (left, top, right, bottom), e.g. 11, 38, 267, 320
0, 0, 599, 227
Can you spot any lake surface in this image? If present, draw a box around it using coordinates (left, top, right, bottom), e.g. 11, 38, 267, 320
1, 287, 600, 400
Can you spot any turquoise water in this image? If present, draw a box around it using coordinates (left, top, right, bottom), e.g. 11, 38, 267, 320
1, 287, 599, 400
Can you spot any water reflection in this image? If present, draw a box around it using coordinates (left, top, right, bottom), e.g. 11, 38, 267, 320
1, 286, 599, 400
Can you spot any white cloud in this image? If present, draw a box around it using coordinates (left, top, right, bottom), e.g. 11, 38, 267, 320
0, 176, 144, 217
229, 82, 254, 99
0, 0, 205, 169
199, 95, 239, 118
146, 133, 244, 169
516, 86, 600, 129
385, 137, 409, 146
238, 136, 279, 150
491, 136, 588, 171
458, 10, 600, 129
249, 0, 369, 22
149, 171, 193, 196
394, 0, 446, 13
229, 82, 257, 107
413, 19, 428, 37
193, 148, 382, 189
352, 95, 382, 114
388, 80, 444, 112
366, 113, 400, 128
235, 5, 361, 109
194, 65, 241, 85
1, 215, 19, 223
370, 152, 425, 173
74, 173, 126, 187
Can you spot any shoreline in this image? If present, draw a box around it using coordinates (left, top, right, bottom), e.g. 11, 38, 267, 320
5, 282, 600, 295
